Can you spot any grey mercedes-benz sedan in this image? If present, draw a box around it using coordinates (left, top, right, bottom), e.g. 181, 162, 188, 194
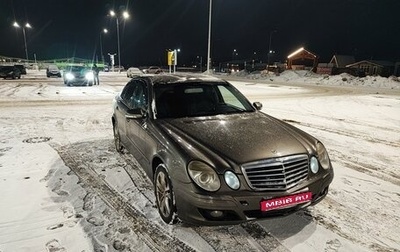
111, 74, 334, 225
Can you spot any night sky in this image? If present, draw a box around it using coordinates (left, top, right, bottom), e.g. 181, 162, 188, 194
0, 0, 399, 67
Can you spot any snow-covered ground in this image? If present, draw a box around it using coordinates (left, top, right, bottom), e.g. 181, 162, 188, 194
0, 70, 399, 252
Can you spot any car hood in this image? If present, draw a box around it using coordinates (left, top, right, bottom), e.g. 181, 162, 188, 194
158, 112, 315, 164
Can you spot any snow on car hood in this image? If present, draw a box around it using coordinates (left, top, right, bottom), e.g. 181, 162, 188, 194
159, 112, 315, 164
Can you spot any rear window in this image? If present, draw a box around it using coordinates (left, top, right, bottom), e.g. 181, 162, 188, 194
48, 65, 59, 70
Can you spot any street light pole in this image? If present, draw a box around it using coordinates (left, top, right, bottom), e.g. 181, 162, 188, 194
100, 28, 108, 64
173, 49, 180, 74
116, 18, 121, 72
13, 22, 32, 61
267, 30, 277, 72
110, 10, 129, 73
206, 0, 212, 74
22, 27, 28, 60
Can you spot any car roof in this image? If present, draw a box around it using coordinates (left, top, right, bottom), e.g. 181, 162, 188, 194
138, 73, 226, 86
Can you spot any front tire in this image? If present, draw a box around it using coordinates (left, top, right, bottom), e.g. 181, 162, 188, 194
154, 164, 177, 224
113, 121, 123, 153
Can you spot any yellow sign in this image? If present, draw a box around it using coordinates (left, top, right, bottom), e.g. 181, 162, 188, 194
167, 51, 174, 66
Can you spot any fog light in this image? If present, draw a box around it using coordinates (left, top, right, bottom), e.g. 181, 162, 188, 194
209, 210, 224, 218
310, 156, 319, 174
224, 170, 240, 190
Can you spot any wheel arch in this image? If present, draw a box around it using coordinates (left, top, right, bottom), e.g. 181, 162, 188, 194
152, 157, 164, 180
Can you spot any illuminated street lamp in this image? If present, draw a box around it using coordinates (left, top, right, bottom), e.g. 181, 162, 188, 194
13, 21, 32, 61
100, 28, 108, 63
232, 49, 238, 60
109, 10, 129, 73
173, 49, 180, 74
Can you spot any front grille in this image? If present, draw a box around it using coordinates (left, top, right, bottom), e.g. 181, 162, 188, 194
241, 154, 309, 191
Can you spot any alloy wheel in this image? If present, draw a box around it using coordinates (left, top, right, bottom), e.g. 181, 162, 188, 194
155, 165, 176, 224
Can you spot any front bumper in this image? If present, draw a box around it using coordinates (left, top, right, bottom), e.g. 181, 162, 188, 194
47, 72, 61, 77
174, 171, 333, 226
64, 78, 95, 86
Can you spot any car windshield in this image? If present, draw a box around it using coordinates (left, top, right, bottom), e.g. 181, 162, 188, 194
154, 82, 255, 119
48, 65, 59, 70
66, 66, 89, 72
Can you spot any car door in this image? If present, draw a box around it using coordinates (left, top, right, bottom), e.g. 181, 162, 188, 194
123, 79, 151, 167
114, 82, 136, 149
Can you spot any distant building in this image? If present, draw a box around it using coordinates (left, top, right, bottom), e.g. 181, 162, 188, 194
324, 54, 356, 75
316, 63, 334, 75
329, 55, 355, 68
287, 47, 318, 72
346, 60, 395, 77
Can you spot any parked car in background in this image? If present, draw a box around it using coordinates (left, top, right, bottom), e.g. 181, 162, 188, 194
144, 66, 163, 74
111, 74, 334, 225
126, 67, 144, 78
63, 65, 98, 86
14, 64, 27, 75
46, 64, 61, 78
0, 66, 22, 79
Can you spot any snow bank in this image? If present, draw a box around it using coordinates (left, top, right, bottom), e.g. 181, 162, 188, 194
234, 70, 400, 89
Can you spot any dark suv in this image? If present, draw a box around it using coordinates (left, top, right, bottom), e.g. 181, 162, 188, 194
0, 66, 22, 79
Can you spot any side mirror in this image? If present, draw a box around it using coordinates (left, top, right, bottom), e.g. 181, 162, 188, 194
126, 108, 147, 120
253, 102, 263, 111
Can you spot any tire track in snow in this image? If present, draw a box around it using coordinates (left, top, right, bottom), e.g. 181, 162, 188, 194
55, 140, 288, 252
55, 143, 197, 252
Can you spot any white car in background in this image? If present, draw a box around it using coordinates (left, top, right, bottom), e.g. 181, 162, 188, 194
126, 67, 144, 78
144, 66, 163, 74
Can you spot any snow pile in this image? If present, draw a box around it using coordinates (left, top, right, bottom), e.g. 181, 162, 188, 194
241, 70, 400, 89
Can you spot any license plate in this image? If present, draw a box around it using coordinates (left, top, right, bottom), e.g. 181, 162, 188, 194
260, 192, 312, 212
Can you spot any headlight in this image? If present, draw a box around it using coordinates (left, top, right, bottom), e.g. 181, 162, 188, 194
188, 161, 220, 192
85, 72, 94, 80
224, 171, 240, 190
317, 142, 330, 169
310, 156, 319, 174
65, 73, 74, 80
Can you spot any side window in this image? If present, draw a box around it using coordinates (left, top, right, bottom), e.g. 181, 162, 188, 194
217, 85, 246, 110
121, 83, 135, 105
121, 80, 148, 110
